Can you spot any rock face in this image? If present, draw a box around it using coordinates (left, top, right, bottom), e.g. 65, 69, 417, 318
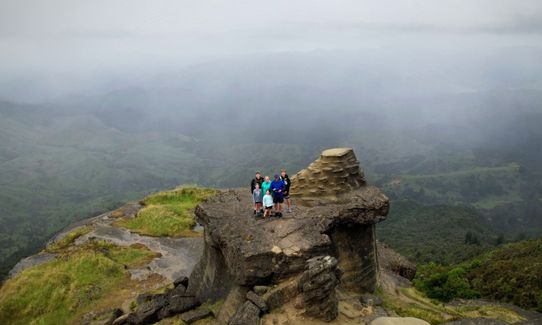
378, 242, 417, 281
186, 148, 389, 323
121, 279, 199, 324
300, 256, 340, 321
289, 147, 366, 206
229, 301, 261, 325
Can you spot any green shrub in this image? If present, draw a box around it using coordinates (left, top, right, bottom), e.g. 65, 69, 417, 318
414, 264, 480, 302
414, 238, 542, 310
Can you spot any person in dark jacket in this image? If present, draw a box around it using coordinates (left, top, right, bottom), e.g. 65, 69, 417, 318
280, 168, 292, 213
250, 172, 264, 214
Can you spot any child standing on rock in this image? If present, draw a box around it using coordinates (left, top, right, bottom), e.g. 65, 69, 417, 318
263, 189, 274, 218
252, 183, 263, 216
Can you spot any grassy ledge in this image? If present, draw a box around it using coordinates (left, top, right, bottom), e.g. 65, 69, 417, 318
0, 240, 160, 325
381, 287, 525, 324
113, 187, 217, 237
45, 225, 95, 253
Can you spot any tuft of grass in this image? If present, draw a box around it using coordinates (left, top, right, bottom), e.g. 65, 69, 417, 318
386, 288, 454, 324
383, 299, 449, 324
46, 225, 95, 252
200, 299, 224, 316
105, 242, 161, 267
382, 286, 525, 325
113, 187, 217, 237
111, 209, 125, 218
0, 240, 159, 325
456, 305, 526, 324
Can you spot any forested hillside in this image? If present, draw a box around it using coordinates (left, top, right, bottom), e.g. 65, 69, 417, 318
1, 49, 542, 277
414, 237, 542, 311
377, 201, 498, 265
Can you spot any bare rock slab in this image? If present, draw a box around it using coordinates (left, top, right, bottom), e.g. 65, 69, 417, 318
246, 291, 268, 312
180, 308, 214, 324
229, 301, 261, 325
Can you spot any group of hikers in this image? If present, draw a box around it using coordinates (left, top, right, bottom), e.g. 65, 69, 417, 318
250, 169, 291, 218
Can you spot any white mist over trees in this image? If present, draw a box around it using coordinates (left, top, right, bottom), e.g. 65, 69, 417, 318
0, 1, 541, 277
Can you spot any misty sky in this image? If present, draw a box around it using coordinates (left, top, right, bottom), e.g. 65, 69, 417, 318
1, 0, 542, 101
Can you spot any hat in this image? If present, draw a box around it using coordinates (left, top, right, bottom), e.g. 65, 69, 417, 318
274, 174, 279, 178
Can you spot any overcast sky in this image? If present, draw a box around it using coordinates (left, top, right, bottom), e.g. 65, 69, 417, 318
1, 0, 541, 101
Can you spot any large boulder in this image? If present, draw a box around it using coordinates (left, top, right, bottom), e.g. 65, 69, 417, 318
229, 301, 261, 325
123, 281, 200, 325
378, 242, 417, 281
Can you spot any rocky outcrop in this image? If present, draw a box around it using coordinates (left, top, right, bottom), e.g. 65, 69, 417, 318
229, 301, 261, 325
378, 242, 417, 281
180, 308, 214, 324
115, 277, 199, 325
300, 256, 340, 321
290, 147, 366, 206
186, 148, 390, 323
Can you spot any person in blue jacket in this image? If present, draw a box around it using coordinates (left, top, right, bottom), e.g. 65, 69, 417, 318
270, 174, 285, 217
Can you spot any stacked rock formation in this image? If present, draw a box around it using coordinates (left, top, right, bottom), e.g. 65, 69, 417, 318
299, 256, 340, 321
290, 147, 366, 206
183, 148, 389, 323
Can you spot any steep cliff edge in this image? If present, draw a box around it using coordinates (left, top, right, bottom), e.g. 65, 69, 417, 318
182, 148, 389, 323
